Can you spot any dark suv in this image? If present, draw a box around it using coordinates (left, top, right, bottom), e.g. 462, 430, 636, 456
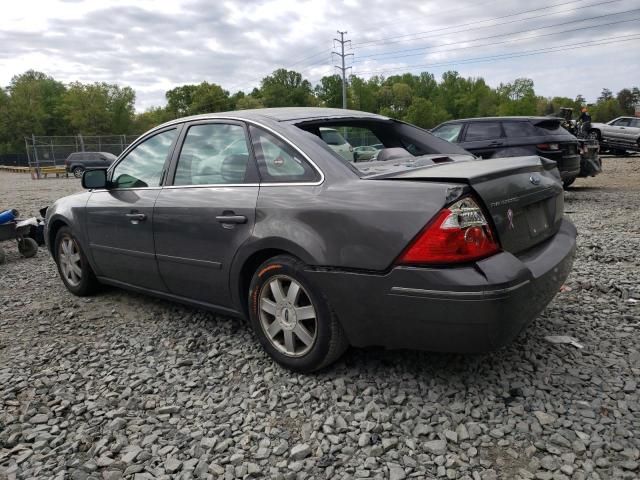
432, 117, 580, 186
65, 152, 117, 178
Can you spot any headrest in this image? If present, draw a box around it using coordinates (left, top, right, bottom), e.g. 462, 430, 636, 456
221, 154, 248, 183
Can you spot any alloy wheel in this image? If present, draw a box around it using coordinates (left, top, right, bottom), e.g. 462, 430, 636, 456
59, 236, 82, 287
259, 275, 317, 357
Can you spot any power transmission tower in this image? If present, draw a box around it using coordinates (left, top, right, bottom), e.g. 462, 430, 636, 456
333, 31, 353, 109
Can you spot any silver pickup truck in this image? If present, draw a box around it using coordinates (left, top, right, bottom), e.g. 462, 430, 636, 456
589, 116, 640, 154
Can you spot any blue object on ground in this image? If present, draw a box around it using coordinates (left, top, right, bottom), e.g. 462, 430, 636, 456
0, 209, 18, 224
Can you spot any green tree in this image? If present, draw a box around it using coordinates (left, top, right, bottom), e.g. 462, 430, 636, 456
235, 95, 264, 110
403, 97, 450, 129
496, 78, 536, 116
6, 70, 67, 145
616, 88, 636, 115
188, 82, 230, 114
349, 75, 380, 112
260, 69, 315, 107
165, 85, 198, 117
61, 82, 135, 135
597, 88, 613, 102
315, 75, 343, 108
133, 106, 173, 133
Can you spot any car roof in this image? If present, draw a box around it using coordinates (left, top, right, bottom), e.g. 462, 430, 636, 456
446, 116, 560, 124
157, 107, 390, 129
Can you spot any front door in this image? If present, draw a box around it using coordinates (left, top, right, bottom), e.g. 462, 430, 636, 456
85, 127, 180, 291
153, 121, 259, 308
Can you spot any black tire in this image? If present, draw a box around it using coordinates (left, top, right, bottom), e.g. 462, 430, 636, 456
72, 166, 84, 178
248, 255, 349, 372
18, 237, 38, 258
563, 176, 576, 189
54, 226, 99, 296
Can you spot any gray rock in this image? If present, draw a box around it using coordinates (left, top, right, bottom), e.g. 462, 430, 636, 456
165, 457, 183, 474
290, 444, 311, 460
424, 440, 447, 455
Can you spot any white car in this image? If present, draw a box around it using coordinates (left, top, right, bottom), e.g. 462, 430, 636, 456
589, 116, 640, 153
319, 127, 354, 161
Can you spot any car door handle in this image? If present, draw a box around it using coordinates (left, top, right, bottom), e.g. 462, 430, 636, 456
125, 213, 146, 222
488, 141, 504, 146
216, 214, 247, 224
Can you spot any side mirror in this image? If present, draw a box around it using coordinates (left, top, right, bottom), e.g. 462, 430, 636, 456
82, 169, 108, 189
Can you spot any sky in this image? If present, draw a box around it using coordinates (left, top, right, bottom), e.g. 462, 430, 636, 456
0, 0, 638, 111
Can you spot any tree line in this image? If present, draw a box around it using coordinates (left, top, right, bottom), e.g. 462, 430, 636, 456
1, 68, 638, 154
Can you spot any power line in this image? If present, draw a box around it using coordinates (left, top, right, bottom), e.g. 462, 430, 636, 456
354, 0, 622, 48
333, 31, 353, 109
353, 34, 640, 76
352, 15, 640, 64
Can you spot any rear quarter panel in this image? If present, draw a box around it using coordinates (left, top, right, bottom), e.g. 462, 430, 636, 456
249, 179, 453, 271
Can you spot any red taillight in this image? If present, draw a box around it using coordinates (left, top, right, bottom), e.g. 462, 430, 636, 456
398, 197, 500, 265
536, 143, 559, 151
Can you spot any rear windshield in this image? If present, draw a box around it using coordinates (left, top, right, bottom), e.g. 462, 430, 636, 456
296, 118, 471, 172
320, 130, 347, 145
531, 120, 566, 135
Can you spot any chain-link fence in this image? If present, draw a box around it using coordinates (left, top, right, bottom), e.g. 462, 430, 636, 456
24, 134, 140, 167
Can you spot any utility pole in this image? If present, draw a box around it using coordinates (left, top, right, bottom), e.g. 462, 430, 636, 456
333, 31, 353, 109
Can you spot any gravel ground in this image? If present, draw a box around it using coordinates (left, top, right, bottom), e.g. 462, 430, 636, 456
0, 157, 638, 480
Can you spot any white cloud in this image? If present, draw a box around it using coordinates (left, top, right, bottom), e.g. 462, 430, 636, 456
1, 0, 638, 111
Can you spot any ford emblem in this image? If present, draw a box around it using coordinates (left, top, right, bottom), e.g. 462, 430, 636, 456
529, 175, 541, 185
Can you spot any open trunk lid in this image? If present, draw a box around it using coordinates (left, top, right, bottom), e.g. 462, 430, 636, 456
366, 156, 564, 254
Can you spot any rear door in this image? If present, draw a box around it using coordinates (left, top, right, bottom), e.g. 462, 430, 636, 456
85, 127, 180, 291
460, 121, 505, 158
153, 120, 259, 309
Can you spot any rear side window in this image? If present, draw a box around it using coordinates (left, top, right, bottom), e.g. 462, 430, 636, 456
173, 123, 250, 185
631, 119, 640, 128
432, 124, 463, 142
249, 126, 320, 183
503, 121, 540, 138
464, 122, 503, 141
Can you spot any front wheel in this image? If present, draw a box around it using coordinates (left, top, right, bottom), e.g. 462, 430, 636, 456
54, 226, 99, 296
72, 166, 84, 178
248, 255, 349, 372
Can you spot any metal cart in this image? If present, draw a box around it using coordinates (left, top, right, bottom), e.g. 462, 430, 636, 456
0, 221, 38, 264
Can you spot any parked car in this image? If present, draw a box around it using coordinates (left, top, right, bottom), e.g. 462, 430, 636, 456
45, 108, 576, 372
353, 145, 378, 162
432, 117, 581, 187
588, 116, 640, 154
319, 127, 354, 161
65, 151, 117, 178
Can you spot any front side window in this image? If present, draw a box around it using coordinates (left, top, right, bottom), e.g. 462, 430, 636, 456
249, 126, 320, 183
320, 129, 347, 146
111, 129, 177, 188
174, 123, 250, 185
464, 122, 503, 142
432, 124, 463, 142
613, 118, 631, 126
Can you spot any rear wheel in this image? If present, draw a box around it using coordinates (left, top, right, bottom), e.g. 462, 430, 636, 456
54, 226, 99, 296
248, 255, 349, 372
72, 166, 84, 178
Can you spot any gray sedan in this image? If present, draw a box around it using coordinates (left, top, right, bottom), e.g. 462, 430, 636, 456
45, 108, 576, 372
